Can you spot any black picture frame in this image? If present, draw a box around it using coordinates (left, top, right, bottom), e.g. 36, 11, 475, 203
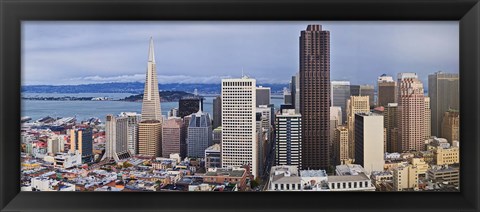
1, 0, 479, 211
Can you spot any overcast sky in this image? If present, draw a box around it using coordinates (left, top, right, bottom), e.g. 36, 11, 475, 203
22, 21, 459, 86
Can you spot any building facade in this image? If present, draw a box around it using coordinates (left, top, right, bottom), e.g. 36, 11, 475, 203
162, 118, 185, 158
331, 81, 350, 122
104, 114, 131, 162
212, 96, 222, 129
299, 24, 331, 170
428, 71, 459, 137
354, 113, 385, 174
275, 109, 302, 168
221, 77, 258, 178
383, 103, 399, 153
141, 37, 162, 122
69, 127, 93, 163
398, 73, 427, 152
256, 86, 271, 107
186, 111, 212, 158
347, 96, 370, 159
441, 110, 460, 144
377, 74, 397, 107
138, 120, 162, 157
178, 97, 204, 118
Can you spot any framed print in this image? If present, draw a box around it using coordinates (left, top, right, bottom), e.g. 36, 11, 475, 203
1, 0, 479, 211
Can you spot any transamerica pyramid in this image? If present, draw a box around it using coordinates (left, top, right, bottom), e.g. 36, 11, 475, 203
141, 37, 162, 121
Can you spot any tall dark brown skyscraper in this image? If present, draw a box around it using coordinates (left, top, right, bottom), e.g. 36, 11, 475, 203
299, 24, 330, 170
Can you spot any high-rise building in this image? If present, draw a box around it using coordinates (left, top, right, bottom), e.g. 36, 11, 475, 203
256, 86, 271, 107
346, 96, 370, 159
141, 37, 162, 122
330, 106, 342, 151
290, 75, 297, 110
360, 84, 375, 108
212, 96, 222, 129
178, 97, 204, 118
299, 24, 331, 170
441, 110, 460, 144
383, 103, 399, 153
69, 127, 93, 163
162, 118, 185, 158
283, 87, 292, 105
212, 126, 222, 145
331, 81, 350, 122
118, 112, 141, 155
333, 125, 349, 165
428, 71, 459, 137
275, 109, 302, 169
138, 120, 162, 157
167, 108, 178, 118
398, 73, 427, 152
354, 113, 385, 174
294, 73, 300, 114
104, 114, 131, 162
377, 74, 397, 107
350, 85, 360, 96
221, 77, 258, 178
186, 110, 212, 158
424, 97, 432, 140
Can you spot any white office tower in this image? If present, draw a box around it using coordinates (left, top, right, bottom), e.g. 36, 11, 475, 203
354, 113, 385, 174
275, 109, 302, 169
141, 37, 162, 122
221, 77, 258, 178
186, 108, 212, 158
119, 112, 141, 155
104, 114, 131, 162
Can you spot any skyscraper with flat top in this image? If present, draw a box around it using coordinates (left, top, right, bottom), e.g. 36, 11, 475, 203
299, 24, 331, 170
377, 74, 397, 107
141, 37, 162, 122
221, 77, 258, 178
428, 71, 459, 137
398, 73, 427, 151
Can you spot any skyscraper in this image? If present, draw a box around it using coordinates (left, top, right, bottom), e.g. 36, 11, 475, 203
428, 71, 459, 137
104, 114, 131, 162
212, 96, 222, 129
275, 109, 302, 169
256, 86, 271, 107
162, 118, 185, 158
299, 24, 331, 170
383, 103, 399, 153
141, 37, 162, 122
178, 97, 204, 118
347, 96, 369, 159
221, 77, 258, 178
294, 73, 300, 114
360, 84, 375, 108
138, 37, 163, 157
350, 85, 360, 96
398, 73, 427, 152
186, 110, 212, 158
354, 113, 385, 174
331, 81, 350, 122
333, 125, 349, 165
119, 112, 141, 155
377, 74, 397, 107
441, 110, 460, 144
138, 120, 162, 157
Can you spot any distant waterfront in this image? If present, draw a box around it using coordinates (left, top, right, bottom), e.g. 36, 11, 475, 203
22, 93, 284, 122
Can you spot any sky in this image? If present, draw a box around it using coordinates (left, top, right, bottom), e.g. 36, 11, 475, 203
22, 21, 459, 86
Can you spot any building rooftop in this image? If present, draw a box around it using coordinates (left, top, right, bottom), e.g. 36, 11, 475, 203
205, 168, 245, 178
328, 172, 370, 182
300, 169, 327, 178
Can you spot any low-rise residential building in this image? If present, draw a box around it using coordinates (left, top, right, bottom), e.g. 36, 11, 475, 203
393, 164, 419, 191
202, 167, 248, 191
427, 165, 459, 187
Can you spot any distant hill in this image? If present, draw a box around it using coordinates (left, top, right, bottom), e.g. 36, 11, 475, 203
122, 91, 195, 102
22, 82, 289, 94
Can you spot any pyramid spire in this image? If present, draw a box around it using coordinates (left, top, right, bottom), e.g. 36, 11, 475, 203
148, 37, 155, 63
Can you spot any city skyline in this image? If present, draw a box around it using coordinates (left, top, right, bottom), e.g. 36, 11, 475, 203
23, 21, 458, 86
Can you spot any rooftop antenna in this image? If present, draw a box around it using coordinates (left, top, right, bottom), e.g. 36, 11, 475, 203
241, 67, 244, 78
